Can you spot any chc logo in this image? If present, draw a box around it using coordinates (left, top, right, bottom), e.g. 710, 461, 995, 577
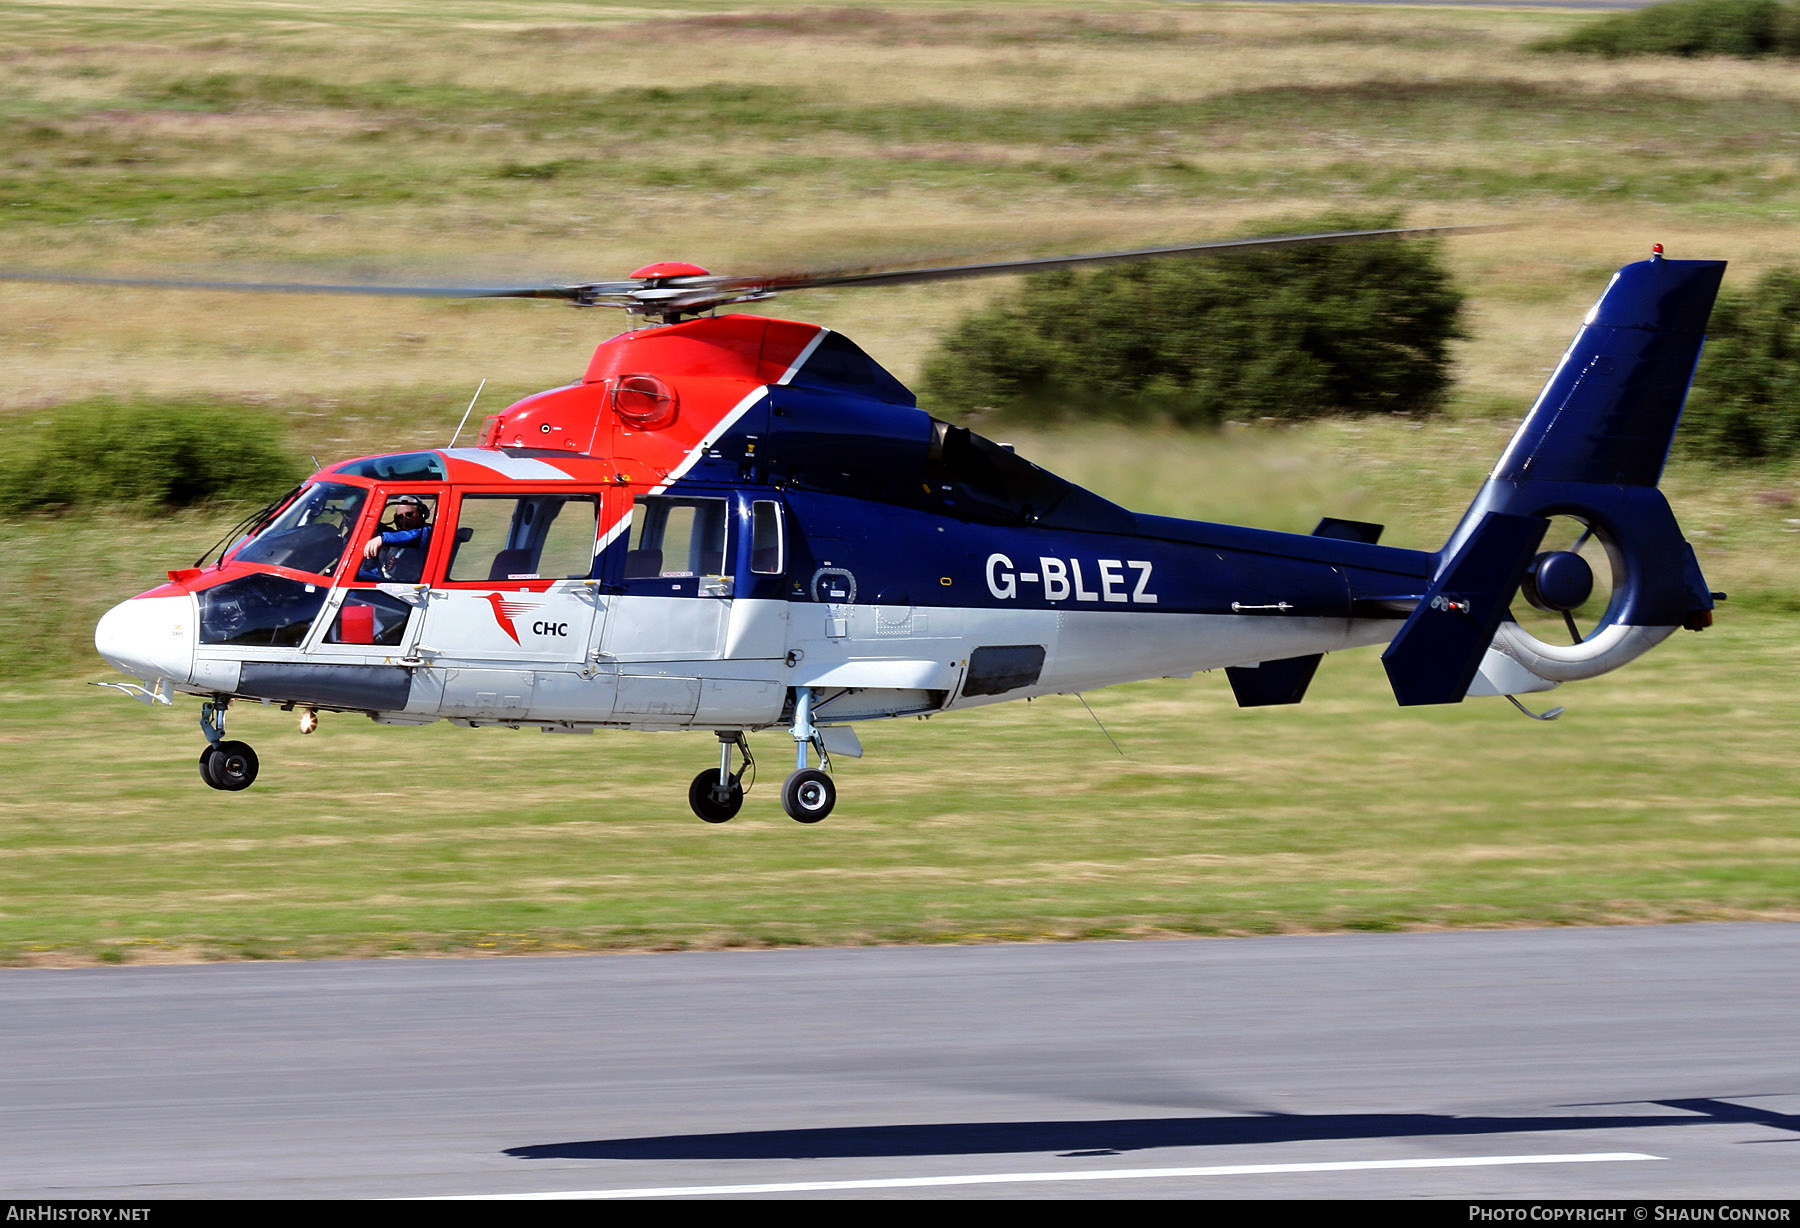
481, 594, 572, 642
482, 593, 538, 644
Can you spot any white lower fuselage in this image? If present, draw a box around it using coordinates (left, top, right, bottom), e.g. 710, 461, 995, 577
105, 585, 1399, 732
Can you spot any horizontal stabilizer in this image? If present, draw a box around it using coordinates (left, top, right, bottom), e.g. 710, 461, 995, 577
1382, 511, 1547, 707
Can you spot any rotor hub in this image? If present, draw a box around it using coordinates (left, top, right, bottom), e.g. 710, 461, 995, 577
1522, 549, 1595, 614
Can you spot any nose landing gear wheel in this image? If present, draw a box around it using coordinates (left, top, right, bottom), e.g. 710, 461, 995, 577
781, 768, 835, 823
201, 740, 259, 791
688, 770, 745, 823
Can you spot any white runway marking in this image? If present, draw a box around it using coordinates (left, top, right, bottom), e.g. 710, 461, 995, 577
436, 1150, 1659, 1199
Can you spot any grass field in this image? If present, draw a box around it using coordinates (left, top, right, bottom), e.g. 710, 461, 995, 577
1, 1, 1797, 964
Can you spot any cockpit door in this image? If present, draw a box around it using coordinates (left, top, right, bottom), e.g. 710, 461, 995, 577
301, 485, 445, 662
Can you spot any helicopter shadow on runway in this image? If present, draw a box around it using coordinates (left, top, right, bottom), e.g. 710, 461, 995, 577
505, 1098, 1800, 1161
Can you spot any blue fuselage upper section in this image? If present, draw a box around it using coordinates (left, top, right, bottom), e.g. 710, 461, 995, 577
646, 339, 1432, 618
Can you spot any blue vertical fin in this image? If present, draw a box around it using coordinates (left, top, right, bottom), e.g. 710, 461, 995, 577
1486, 256, 1725, 490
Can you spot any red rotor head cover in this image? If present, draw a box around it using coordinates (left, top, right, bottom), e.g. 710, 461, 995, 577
629, 262, 710, 280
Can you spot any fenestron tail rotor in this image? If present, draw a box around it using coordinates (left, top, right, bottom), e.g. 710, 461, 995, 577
0, 223, 1499, 323
1516, 515, 1618, 647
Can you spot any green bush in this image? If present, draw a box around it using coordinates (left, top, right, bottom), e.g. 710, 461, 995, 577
0, 399, 302, 515
1682, 266, 1800, 463
917, 219, 1465, 426
1535, 0, 1800, 58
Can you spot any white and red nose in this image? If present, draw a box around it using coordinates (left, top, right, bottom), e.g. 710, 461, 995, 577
94, 595, 196, 685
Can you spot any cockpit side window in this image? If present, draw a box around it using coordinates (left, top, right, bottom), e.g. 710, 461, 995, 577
349, 492, 441, 586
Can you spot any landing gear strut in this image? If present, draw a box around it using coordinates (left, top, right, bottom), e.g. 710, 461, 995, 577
781, 686, 835, 823
688, 731, 752, 823
198, 699, 259, 791
685, 694, 843, 824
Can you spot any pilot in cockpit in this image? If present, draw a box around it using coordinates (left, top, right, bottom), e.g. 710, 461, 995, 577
357, 494, 433, 583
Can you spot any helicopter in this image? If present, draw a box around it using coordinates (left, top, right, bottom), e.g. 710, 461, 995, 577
18, 228, 1722, 823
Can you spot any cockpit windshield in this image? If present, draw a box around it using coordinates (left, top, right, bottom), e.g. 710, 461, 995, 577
230, 481, 368, 576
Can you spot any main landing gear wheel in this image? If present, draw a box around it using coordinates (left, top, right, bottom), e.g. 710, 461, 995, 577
201, 740, 259, 791
781, 768, 835, 823
688, 770, 745, 823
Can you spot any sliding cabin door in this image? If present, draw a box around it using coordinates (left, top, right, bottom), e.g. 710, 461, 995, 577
412, 488, 608, 721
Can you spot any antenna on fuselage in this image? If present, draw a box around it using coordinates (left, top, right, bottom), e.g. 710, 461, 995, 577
1074, 693, 1126, 757
449, 378, 487, 448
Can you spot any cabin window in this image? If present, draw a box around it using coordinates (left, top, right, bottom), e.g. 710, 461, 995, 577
624, 496, 728, 581
445, 493, 600, 583
750, 500, 784, 575
231, 482, 367, 577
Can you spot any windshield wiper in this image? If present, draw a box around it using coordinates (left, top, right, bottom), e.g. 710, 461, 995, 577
193, 484, 303, 568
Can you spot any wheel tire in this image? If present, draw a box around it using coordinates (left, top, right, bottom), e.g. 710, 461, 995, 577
781, 768, 835, 823
198, 745, 225, 790
208, 740, 259, 791
688, 769, 744, 823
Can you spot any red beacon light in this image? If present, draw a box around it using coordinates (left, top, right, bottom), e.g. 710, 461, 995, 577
1652, 243, 1665, 260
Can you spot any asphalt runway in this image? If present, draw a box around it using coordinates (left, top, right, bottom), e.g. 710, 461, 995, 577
4, 924, 1798, 1200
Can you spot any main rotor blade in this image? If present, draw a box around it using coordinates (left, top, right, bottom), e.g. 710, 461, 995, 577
0, 223, 1500, 312
720, 224, 1500, 294
0, 270, 613, 301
